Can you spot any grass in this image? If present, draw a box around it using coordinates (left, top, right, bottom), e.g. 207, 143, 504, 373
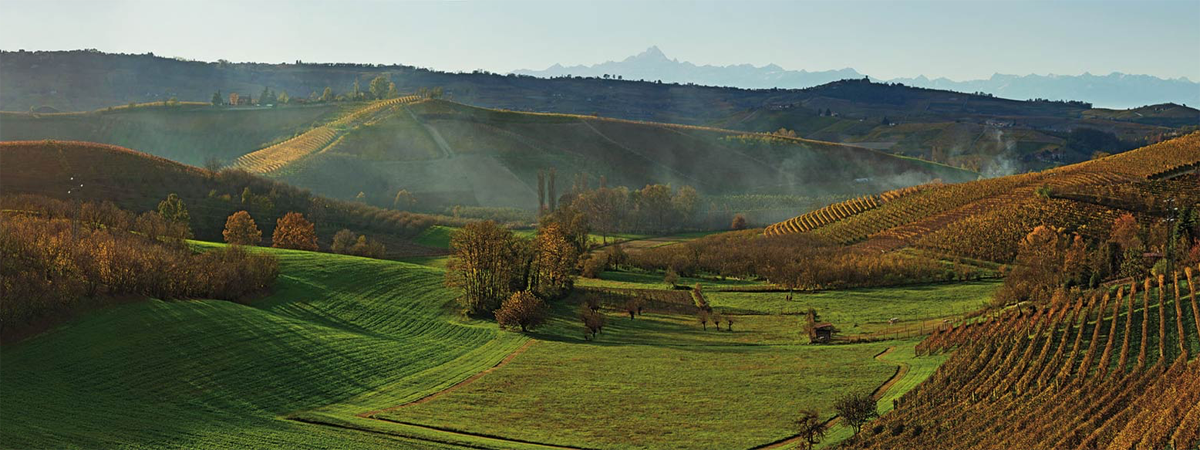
414, 225, 457, 249
577, 269, 766, 291
707, 281, 1000, 335
378, 298, 901, 449
0, 242, 977, 449
0, 243, 526, 449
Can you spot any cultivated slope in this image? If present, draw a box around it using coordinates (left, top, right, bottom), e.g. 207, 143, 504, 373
0, 140, 448, 256
267, 99, 977, 208
764, 132, 1200, 262
0, 103, 346, 166
0, 245, 527, 449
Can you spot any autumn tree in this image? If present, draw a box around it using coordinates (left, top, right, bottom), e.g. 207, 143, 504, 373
272, 212, 318, 251
994, 226, 1065, 306
532, 222, 579, 299
795, 409, 826, 450
495, 291, 548, 332
731, 214, 748, 230
331, 229, 358, 254
222, 211, 262, 246
321, 87, 334, 102
1111, 213, 1143, 251
834, 391, 879, 435
445, 221, 523, 315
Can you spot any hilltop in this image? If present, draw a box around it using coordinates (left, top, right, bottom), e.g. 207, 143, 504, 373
2, 50, 1194, 174
517, 46, 1200, 109
0, 140, 455, 257
233, 99, 978, 209
765, 132, 1200, 262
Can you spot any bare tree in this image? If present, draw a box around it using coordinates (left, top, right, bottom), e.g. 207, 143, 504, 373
834, 391, 879, 435
795, 409, 826, 450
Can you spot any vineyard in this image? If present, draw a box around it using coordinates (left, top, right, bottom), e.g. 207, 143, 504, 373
850, 269, 1200, 450
233, 96, 420, 173
761, 132, 1200, 261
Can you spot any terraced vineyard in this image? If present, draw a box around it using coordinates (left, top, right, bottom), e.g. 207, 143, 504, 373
0, 244, 526, 449
850, 271, 1200, 449
233, 95, 421, 173
760, 132, 1200, 260
763, 185, 925, 237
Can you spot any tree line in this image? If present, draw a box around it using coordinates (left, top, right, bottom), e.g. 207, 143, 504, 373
0, 194, 279, 341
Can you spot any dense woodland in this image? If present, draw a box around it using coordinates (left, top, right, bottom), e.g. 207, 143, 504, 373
0, 195, 279, 340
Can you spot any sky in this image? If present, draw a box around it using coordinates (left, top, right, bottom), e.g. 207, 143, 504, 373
2, 0, 1198, 81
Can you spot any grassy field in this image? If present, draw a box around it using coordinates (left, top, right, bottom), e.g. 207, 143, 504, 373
1, 241, 981, 449
377, 298, 900, 449
707, 281, 1000, 335
0, 243, 526, 449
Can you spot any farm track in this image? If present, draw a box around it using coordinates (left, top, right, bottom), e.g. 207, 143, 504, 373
756, 346, 909, 450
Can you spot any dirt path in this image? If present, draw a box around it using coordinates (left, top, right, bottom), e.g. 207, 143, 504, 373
357, 339, 538, 418
755, 346, 909, 450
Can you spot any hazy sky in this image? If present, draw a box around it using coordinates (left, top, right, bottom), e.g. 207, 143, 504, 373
2, 0, 1198, 80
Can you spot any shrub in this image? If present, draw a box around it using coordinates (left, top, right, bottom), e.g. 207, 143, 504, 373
494, 291, 548, 332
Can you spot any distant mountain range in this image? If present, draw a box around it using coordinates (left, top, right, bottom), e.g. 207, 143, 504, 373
514, 46, 1200, 109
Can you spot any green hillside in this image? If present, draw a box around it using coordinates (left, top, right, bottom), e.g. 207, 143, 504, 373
0, 103, 348, 166
270, 99, 978, 208
0, 244, 527, 449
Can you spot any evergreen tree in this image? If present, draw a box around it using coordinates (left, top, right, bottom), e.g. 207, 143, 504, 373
211, 90, 222, 106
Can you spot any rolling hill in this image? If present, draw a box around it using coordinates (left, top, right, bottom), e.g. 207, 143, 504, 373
0, 244, 528, 449
763, 132, 1200, 262
0, 140, 453, 257
0, 102, 348, 166
3, 50, 1194, 176
237, 99, 979, 209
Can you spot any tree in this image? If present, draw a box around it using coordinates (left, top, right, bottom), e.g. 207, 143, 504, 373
331, 229, 357, 254
351, 79, 362, 100
277, 90, 289, 104
157, 193, 190, 227
833, 391, 879, 435
580, 304, 606, 339
446, 221, 523, 315
223, 211, 262, 246
672, 185, 699, 226
664, 266, 679, 286
392, 189, 417, 209
203, 156, 224, 173
731, 214, 747, 230
211, 90, 223, 106
369, 75, 391, 100
533, 222, 578, 299
272, 212, 318, 251
1111, 213, 1143, 251
795, 409, 826, 449
386, 82, 399, 99
321, 87, 334, 102
495, 291, 548, 332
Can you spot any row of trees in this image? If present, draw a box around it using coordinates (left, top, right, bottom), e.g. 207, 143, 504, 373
626, 230, 958, 290
445, 211, 590, 329
1, 195, 279, 339
210, 75, 403, 106
995, 211, 1200, 306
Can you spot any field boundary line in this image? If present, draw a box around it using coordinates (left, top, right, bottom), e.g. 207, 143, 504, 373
369, 416, 593, 450
358, 339, 538, 417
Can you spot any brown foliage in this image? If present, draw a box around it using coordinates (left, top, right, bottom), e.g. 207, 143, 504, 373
1, 198, 278, 338
223, 210, 262, 245
494, 291, 548, 332
272, 212, 318, 251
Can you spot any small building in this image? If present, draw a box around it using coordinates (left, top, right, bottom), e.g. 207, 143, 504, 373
229, 93, 251, 106
813, 322, 837, 343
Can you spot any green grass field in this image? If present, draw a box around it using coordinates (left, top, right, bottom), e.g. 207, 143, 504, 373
0, 243, 526, 449
707, 281, 1000, 334
377, 299, 900, 449
1, 243, 981, 449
